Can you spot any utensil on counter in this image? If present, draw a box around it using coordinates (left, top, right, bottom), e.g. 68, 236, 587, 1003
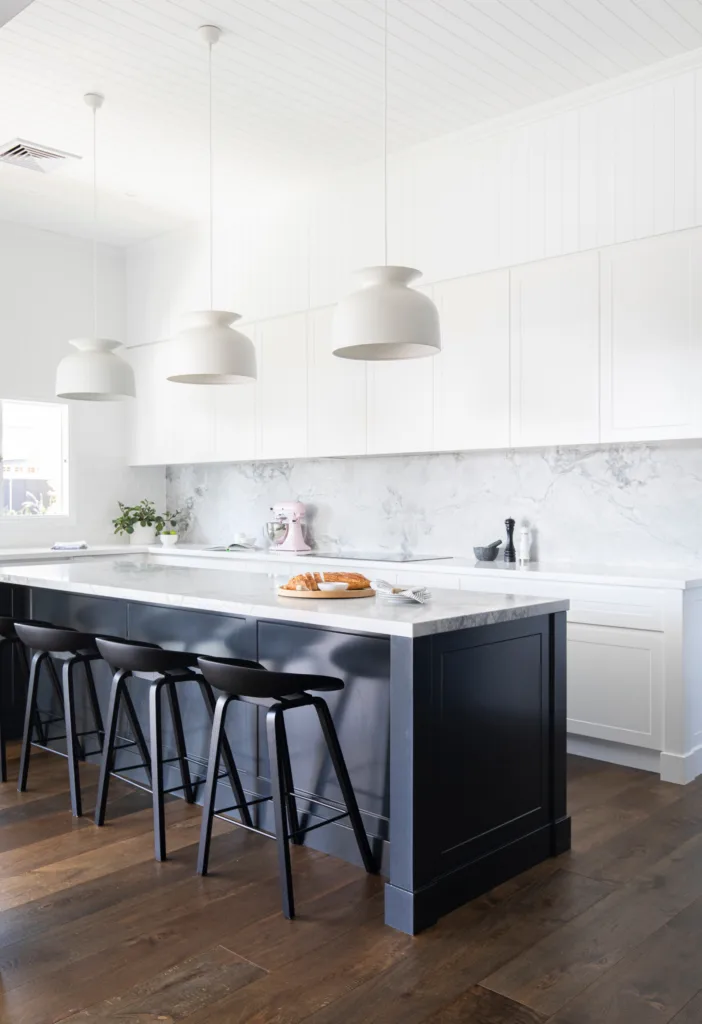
504, 518, 516, 563
371, 579, 431, 604
472, 540, 502, 562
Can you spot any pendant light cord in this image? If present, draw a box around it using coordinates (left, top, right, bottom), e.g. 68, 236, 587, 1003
92, 102, 98, 337
383, 0, 388, 267
208, 38, 214, 310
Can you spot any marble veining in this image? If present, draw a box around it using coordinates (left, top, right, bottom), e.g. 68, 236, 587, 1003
0, 556, 568, 639
166, 441, 702, 570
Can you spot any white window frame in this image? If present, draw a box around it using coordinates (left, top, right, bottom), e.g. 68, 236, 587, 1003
0, 399, 70, 520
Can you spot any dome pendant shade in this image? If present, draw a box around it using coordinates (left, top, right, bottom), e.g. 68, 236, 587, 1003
56, 338, 136, 401
166, 310, 257, 384
332, 266, 441, 361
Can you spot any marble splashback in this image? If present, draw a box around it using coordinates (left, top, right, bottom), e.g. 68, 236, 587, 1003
166, 441, 702, 569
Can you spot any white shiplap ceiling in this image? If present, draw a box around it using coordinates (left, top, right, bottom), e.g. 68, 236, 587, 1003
2, 0, 702, 244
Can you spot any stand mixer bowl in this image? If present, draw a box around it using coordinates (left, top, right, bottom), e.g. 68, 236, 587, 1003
265, 520, 288, 547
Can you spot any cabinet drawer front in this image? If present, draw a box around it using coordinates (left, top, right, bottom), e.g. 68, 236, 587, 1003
567, 623, 663, 749
456, 574, 664, 631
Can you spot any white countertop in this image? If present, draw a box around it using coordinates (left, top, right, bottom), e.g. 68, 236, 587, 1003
0, 544, 137, 563
144, 544, 702, 590
0, 555, 568, 639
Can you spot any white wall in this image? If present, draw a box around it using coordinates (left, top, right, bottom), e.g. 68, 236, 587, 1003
125, 54, 702, 334
0, 220, 163, 547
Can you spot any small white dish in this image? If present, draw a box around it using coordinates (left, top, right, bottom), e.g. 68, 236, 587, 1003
318, 581, 350, 592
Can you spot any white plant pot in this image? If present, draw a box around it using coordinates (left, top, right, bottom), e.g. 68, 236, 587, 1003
130, 524, 156, 545
159, 534, 179, 547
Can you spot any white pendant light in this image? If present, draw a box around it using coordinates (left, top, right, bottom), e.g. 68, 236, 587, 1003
332, 0, 440, 361
167, 25, 256, 385
56, 93, 135, 401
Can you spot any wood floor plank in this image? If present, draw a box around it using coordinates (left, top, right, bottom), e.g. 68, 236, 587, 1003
59, 945, 266, 1022
422, 985, 548, 1023
176, 919, 413, 1024
549, 893, 702, 1024
564, 781, 702, 884
0, 749, 695, 1024
298, 870, 615, 1024
482, 830, 702, 1017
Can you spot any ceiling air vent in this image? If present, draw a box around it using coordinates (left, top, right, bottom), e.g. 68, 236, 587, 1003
0, 138, 80, 173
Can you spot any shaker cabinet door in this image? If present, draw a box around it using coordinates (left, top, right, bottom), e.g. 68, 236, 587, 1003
510, 251, 600, 448
600, 230, 702, 442
432, 270, 510, 452
256, 313, 308, 460
307, 306, 367, 457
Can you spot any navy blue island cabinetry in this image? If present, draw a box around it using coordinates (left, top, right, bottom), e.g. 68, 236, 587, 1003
0, 557, 570, 935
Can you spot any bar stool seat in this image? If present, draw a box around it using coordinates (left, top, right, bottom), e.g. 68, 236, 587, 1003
14, 622, 111, 816
94, 638, 254, 862
0, 618, 55, 782
196, 656, 377, 920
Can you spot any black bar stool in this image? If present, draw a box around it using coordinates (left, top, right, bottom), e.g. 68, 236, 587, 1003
0, 617, 58, 783
94, 638, 253, 862
14, 623, 111, 817
196, 656, 376, 920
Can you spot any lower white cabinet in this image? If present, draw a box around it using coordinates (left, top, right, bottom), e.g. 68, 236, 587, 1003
566, 623, 664, 750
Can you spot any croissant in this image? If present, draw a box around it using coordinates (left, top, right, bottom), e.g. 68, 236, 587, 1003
282, 571, 371, 591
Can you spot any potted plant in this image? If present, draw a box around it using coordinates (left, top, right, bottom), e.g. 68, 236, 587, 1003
154, 508, 185, 546
112, 499, 160, 545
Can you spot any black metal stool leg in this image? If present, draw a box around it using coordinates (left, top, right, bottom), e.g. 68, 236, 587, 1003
15, 643, 46, 746
149, 680, 167, 861
312, 697, 376, 875
0, 639, 7, 783
198, 680, 252, 828
83, 660, 105, 742
120, 683, 152, 786
47, 656, 84, 759
278, 714, 301, 845
18, 651, 46, 792
197, 693, 231, 876
95, 669, 127, 826
166, 684, 194, 804
62, 659, 83, 817
266, 705, 295, 920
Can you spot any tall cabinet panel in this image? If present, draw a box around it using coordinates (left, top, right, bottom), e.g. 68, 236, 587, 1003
510, 251, 600, 447
366, 286, 436, 456
307, 307, 367, 457
256, 313, 308, 460
432, 271, 510, 452
600, 231, 702, 442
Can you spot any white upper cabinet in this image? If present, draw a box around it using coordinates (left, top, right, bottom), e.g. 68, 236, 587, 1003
214, 354, 257, 463
256, 313, 308, 460
510, 251, 600, 448
366, 286, 435, 456
307, 306, 367, 458
600, 231, 702, 442
432, 271, 510, 452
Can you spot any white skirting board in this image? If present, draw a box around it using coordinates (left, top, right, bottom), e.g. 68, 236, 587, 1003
567, 735, 702, 785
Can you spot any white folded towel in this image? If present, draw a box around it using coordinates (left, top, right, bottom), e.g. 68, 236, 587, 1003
50, 541, 88, 551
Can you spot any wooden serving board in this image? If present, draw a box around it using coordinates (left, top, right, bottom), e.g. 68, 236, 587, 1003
278, 587, 376, 600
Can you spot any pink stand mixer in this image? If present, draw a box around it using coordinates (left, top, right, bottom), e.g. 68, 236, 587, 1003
265, 501, 312, 553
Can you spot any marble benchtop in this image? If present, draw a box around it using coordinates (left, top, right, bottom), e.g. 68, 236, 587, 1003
148, 545, 702, 590
0, 556, 568, 639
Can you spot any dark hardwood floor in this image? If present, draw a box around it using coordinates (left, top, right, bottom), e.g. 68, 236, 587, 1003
1, 745, 701, 1023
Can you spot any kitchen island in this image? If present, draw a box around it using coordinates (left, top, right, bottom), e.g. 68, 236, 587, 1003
0, 556, 570, 935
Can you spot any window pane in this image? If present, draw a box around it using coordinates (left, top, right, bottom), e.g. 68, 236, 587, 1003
1, 401, 68, 517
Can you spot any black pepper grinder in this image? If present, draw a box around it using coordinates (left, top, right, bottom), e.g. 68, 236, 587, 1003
504, 518, 516, 563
